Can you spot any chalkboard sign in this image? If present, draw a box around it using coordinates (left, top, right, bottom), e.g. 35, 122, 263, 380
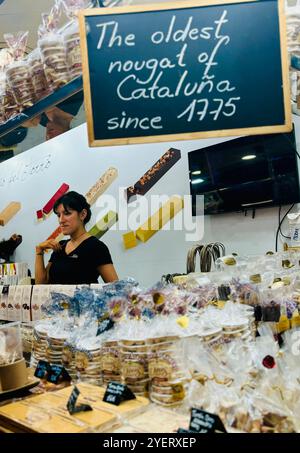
189, 408, 227, 433
34, 360, 50, 380
79, 0, 291, 147
34, 360, 71, 384
103, 381, 136, 405
66, 386, 92, 415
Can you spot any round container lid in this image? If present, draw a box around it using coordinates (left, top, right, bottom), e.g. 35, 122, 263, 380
198, 327, 222, 338
221, 318, 248, 329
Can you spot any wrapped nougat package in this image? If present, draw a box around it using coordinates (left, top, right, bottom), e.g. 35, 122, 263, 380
4, 31, 35, 109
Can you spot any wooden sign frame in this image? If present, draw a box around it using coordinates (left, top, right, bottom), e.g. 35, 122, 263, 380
79, 0, 291, 147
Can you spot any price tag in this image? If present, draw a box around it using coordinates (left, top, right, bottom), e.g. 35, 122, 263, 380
67, 386, 93, 415
96, 318, 114, 336
34, 360, 51, 379
103, 381, 136, 406
189, 408, 226, 433
2, 286, 9, 295
34, 360, 71, 383
47, 364, 71, 384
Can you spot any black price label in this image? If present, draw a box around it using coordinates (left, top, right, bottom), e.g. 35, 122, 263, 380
2, 286, 9, 295
34, 361, 71, 383
67, 386, 80, 414
67, 386, 93, 415
189, 408, 226, 433
34, 360, 51, 379
47, 364, 71, 384
103, 381, 136, 406
96, 318, 114, 336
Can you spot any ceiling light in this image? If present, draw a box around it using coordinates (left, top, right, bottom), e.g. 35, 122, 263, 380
191, 170, 201, 175
191, 178, 204, 184
242, 154, 256, 160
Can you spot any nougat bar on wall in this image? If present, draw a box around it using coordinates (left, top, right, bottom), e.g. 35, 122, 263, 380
0, 202, 21, 226
36, 209, 44, 222
88, 211, 118, 239
36, 183, 69, 220
126, 148, 181, 203
47, 168, 118, 241
135, 195, 184, 243
47, 225, 63, 242
86, 167, 118, 205
42, 183, 69, 215
122, 231, 137, 250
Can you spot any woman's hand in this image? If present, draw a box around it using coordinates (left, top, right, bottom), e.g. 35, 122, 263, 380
36, 239, 62, 254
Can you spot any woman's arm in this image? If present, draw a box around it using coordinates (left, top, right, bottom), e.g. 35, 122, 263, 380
97, 264, 119, 283
35, 240, 61, 284
35, 256, 51, 284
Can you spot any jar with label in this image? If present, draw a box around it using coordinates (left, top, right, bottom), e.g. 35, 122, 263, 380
198, 327, 223, 351
119, 339, 149, 396
221, 318, 252, 344
46, 331, 69, 365
75, 337, 103, 386
147, 336, 189, 406
30, 321, 52, 368
101, 340, 121, 384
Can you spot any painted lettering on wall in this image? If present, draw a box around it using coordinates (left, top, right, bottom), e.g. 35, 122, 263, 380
0, 154, 52, 188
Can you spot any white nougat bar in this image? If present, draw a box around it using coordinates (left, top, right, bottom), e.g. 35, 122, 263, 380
86, 167, 118, 205
0, 202, 21, 226
47, 168, 118, 241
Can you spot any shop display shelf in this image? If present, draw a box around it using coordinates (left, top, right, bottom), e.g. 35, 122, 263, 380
0, 76, 83, 139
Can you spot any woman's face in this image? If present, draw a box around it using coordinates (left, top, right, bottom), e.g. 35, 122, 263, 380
55, 204, 84, 235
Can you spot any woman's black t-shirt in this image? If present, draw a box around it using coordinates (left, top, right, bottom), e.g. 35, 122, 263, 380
48, 236, 112, 284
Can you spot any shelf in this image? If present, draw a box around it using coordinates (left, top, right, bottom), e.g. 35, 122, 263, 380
0, 76, 83, 139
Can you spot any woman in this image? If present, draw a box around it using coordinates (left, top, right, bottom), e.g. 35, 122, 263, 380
35, 191, 118, 284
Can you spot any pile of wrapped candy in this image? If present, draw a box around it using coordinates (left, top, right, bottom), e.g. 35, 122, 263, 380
27, 272, 300, 432
184, 251, 300, 331
185, 325, 300, 433
0, 0, 92, 125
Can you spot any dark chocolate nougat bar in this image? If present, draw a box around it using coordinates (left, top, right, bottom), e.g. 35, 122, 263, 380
126, 148, 181, 202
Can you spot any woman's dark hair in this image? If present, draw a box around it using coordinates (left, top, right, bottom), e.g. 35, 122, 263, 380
53, 191, 91, 224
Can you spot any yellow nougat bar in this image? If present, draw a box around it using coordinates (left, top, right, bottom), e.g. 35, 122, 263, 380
88, 211, 118, 239
135, 196, 184, 243
0, 202, 21, 226
123, 231, 137, 249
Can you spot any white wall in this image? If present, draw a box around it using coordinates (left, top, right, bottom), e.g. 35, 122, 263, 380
1, 115, 300, 286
